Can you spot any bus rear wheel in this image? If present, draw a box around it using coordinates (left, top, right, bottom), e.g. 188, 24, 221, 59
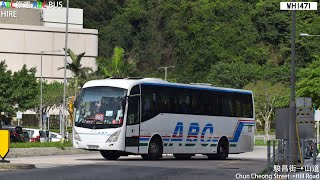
207, 139, 229, 160
100, 150, 120, 160
173, 154, 192, 160
141, 136, 163, 160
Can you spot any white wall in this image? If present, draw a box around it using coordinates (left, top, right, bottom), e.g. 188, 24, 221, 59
42, 8, 83, 29
0, 24, 98, 79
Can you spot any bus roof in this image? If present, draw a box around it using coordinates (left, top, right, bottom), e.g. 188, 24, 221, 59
82, 78, 252, 94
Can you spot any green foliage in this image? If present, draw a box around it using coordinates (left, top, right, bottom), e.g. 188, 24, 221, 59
12, 65, 38, 111
67, 1, 320, 110
0, 61, 14, 116
254, 139, 267, 146
41, 81, 64, 112
58, 48, 93, 96
11, 141, 72, 149
245, 81, 290, 134
297, 55, 320, 108
96, 46, 136, 78
0, 61, 39, 124
59, 48, 93, 80
207, 61, 262, 89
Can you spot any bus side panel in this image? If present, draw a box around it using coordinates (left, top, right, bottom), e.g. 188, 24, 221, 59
139, 114, 252, 154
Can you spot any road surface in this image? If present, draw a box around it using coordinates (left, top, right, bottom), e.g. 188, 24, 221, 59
0, 146, 268, 180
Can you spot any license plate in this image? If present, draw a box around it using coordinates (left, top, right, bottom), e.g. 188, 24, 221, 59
87, 145, 99, 150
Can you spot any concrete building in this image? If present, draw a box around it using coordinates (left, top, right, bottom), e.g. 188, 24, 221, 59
0, 4, 98, 81
0, 3, 98, 121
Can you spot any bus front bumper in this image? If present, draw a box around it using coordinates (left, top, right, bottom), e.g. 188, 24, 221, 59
73, 141, 123, 151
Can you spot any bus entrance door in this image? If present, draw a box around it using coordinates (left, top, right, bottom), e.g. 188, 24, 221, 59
125, 95, 140, 153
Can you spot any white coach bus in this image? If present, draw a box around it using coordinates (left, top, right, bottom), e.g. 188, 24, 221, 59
73, 78, 255, 160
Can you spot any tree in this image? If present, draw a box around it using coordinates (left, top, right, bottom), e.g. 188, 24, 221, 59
297, 55, 320, 108
244, 81, 289, 138
207, 61, 262, 89
0, 61, 14, 124
0, 61, 39, 125
41, 81, 64, 113
11, 65, 38, 111
58, 48, 93, 95
97, 46, 135, 78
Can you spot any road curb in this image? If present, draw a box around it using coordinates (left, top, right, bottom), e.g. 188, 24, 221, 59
6, 147, 96, 158
0, 163, 35, 170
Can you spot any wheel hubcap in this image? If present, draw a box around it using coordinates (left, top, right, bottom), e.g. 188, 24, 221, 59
219, 146, 224, 153
150, 143, 158, 154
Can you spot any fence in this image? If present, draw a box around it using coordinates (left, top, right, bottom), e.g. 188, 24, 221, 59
255, 135, 276, 144
267, 139, 319, 179
10, 114, 71, 129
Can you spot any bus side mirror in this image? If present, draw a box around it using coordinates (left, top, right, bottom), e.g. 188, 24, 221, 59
74, 96, 80, 109
121, 97, 127, 107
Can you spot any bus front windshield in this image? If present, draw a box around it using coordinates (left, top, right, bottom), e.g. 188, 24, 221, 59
75, 86, 127, 129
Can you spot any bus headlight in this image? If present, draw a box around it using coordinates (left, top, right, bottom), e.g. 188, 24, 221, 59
74, 129, 81, 141
106, 130, 121, 143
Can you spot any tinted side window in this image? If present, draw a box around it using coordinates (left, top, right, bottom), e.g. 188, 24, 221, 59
242, 94, 253, 118
232, 94, 242, 117
219, 93, 233, 117
127, 96, 140, 125
141, 85, 159, 122
177, 89, 192, 114
130, 85, 140, 95
200, 91, 218, 116
158, 86, 170, 113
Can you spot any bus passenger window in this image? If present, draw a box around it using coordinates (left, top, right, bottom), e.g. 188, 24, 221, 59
127, 96, 140, 125
142, 93, 159, 122
243, 95, 253, 118
220, 96, 233, 117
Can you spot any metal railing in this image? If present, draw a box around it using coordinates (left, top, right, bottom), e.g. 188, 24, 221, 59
267, 139, 319, 180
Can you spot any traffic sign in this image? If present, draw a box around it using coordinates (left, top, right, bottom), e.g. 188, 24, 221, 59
16, 111, 22, 119
280, 2, 317, 10
315, 110, 320, 122
0, 130, 10, 162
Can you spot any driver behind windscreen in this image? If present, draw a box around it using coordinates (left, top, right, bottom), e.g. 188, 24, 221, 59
100, 97, 119, 123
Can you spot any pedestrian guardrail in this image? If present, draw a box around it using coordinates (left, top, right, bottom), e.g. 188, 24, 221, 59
267, 139, 319, 180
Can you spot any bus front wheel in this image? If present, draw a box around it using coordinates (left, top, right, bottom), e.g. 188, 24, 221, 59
100, 150, 120, 160
141, 136, 163, 160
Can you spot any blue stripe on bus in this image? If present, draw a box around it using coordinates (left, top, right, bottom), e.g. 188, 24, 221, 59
139, 121, 254, 144
141, 83, 252, 94
229, 122, 254, 143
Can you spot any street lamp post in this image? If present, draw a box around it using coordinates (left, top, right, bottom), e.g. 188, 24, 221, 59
40, 50, 61, 130
62, 0, 70, 142
300, 33, 320, 37
158, 66, 175, 81
288, 4, 296, 165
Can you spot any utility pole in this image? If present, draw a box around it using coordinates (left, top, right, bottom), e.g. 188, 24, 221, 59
158, 66, 174, 81
289, 0, 297, 165
40, 51, 43, 130
62, 0, 69, 143
40, 50, 61, 130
